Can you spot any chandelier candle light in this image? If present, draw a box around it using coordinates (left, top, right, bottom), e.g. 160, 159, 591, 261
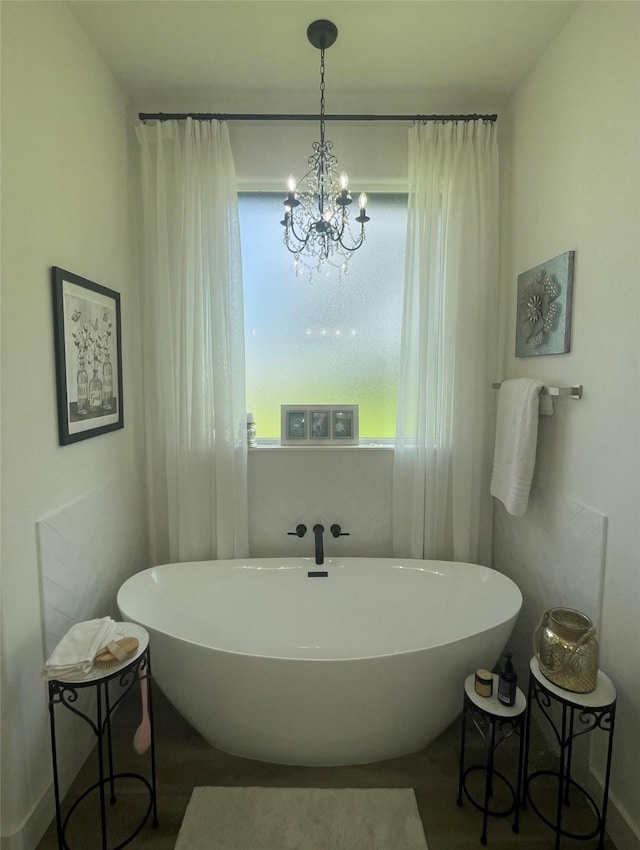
281, 20, 369, 279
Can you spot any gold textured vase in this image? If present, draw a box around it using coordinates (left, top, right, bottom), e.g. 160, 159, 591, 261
533, 607, 599, 693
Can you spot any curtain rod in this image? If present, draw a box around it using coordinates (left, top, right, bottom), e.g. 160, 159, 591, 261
138, 112, 498, 123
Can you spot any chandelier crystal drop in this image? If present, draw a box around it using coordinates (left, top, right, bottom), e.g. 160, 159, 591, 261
281, 20, 369, 281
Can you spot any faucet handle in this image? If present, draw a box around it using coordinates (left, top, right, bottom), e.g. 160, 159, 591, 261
330, 524, 350, 538
287, 524, 307, 538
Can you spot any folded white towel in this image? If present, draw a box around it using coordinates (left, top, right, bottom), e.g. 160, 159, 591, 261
490, 378, 544, 517
42, 617, 115, 680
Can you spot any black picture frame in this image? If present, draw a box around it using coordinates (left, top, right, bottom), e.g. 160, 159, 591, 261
51, 267, 124, 445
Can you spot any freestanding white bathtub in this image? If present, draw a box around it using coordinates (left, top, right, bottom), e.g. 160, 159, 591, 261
117, 557, 521, 766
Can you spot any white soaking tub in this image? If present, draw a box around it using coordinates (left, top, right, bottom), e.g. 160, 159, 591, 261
117, 557, 521, 766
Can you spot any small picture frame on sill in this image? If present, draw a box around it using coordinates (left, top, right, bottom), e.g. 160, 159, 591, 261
311, 410, 330, 439
332, 409, 355, 440
283, 409, 307, 442
281, 405, 359, 446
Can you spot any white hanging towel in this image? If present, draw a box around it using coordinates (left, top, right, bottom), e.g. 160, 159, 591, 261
490, 378, 545, 517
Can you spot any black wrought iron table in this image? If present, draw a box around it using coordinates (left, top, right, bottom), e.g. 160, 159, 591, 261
522, 657, 616, 850
457, 672, 527, 845
47, 622, 158, 850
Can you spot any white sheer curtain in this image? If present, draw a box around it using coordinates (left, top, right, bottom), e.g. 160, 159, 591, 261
393, 120, 498, 564
137, 119, 249, 564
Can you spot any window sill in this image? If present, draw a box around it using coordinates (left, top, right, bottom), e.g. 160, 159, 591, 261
249, 441, 395, 451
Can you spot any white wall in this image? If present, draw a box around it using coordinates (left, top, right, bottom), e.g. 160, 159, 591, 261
494, 4, 640, 848
248, 448, 394, 557
0, 3, 148, 848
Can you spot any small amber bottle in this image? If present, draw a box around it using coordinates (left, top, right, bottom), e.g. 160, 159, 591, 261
474, 668, 493, 698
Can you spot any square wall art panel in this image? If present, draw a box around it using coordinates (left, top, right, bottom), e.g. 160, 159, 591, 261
515, 251, 575, 357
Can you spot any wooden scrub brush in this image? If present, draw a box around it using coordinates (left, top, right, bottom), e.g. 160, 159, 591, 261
95, 637, 139, 669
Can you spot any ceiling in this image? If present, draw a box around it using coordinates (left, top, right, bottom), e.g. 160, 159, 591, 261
68, 1, 580, 113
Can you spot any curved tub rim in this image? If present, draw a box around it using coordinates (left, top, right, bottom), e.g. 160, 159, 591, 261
118, 556, 522, 664
129, 555, 511, 573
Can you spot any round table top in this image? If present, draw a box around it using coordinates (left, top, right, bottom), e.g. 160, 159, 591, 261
529, 657, 616, 708
464, 672, 527, 718
51, 621, 149, 684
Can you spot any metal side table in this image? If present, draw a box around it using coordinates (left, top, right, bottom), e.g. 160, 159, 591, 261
523, 657, 616, 850
457, 672, 527, 845
47, 622, 158, 850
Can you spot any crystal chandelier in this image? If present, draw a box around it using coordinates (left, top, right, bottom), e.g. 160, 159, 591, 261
281, 20, 369, 280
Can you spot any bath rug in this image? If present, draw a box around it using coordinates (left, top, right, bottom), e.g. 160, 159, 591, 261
174, 786, 429, 849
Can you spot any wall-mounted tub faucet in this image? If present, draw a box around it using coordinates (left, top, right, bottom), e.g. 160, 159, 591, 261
312, 524, 324, 565
287, 524, 307, 538
330, 524, 350, 538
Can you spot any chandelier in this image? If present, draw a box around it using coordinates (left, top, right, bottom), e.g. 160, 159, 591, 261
281, 20, 369, 279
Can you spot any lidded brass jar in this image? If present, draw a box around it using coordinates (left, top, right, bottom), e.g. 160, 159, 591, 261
533, 607, 599, 693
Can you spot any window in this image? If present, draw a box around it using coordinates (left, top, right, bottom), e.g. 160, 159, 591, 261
239, 193, 407, 441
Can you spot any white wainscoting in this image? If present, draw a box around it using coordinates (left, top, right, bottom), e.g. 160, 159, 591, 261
493, 488, 607, 675
247, 447, 394, 559
37, 474, 149, 658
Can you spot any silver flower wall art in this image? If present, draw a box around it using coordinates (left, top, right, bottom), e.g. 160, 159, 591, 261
515, 251, 575, 356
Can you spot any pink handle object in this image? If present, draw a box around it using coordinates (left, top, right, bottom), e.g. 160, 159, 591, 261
133, 666, 151, 755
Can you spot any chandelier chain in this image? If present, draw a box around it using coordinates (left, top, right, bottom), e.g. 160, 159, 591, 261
319, 48, 326, 132
318, 47, 327, 212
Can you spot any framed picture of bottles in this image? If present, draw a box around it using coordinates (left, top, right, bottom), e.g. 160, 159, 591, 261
51, 267, 124, 445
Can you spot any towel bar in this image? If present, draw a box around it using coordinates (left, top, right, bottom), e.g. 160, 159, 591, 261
491, 383, 583, 400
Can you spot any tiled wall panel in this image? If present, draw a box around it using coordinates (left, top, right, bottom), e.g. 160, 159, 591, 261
248, 449, 394, 559
37, 474, 148, 658
493, 488, 606, 680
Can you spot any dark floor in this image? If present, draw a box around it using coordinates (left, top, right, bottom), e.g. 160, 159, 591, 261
37, 686, 616, 850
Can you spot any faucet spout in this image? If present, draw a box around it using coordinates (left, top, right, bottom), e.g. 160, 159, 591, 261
312, 524, 324, 565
